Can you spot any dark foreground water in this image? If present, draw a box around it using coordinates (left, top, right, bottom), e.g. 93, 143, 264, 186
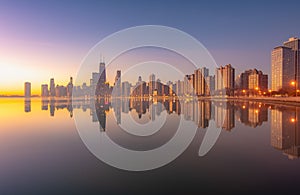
0, 97, 299, 194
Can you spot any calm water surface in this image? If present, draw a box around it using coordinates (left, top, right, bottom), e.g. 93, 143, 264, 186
0, 97, 299, 194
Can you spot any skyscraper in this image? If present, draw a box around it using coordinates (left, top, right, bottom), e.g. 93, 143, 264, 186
24, 82, 31, 98
156, 79, 163, 96
95, 59, 108, 97
99, 61, 106, 84
284, 37, 300, 89
272, 37, 300, 92
149, 74, 156, 96
184, 74, 195, 95
41, 84, 49, 97
215, 64, 235, 96
194, 67, 208, 96
239, 69, 253, 90
271, 46, 294, 91
122, 81, 131, 97
50, 78, 55, 96
67, 77, 73, 97
206, 75, 215, 95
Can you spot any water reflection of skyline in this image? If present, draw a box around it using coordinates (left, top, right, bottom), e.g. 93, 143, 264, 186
270, 106, 300, 160
23, 98, 300, 159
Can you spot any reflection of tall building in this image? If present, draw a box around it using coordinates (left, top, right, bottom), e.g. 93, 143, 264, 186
271, 107, 300, 159
215, 101, 235, 131
130, 98, 147, 118
95, 98, 108, 131
24, 82, 31, 98
236, 102, 268, 127
150, 103, 156, 121
113, 98, 121, 124
183, 100, 194, 121
24, 99, 31, 112
248, 105, 268, 126
49, 99, 55, 116
195, 101, 209, 128
41, 99, 48, 110
122, 98, 130, 113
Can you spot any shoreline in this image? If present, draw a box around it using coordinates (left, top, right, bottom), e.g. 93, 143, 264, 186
1, 95, 299, 104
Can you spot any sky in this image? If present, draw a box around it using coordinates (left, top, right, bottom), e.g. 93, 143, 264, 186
1, 0, 300, 95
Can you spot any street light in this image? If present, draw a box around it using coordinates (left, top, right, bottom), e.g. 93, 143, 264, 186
255, 87, 259, 96
290, 81, 297, 97
290, 117, 296, 123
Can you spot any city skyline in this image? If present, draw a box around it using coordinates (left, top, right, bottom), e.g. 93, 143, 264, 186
5, 36, 300, 96
2, 0, 300, 95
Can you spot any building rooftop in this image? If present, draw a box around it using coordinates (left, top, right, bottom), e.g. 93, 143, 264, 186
283, 37, 299, 44
273, 46, 292, 50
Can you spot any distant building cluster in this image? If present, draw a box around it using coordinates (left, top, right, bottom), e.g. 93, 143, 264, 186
40, 77, 73, 97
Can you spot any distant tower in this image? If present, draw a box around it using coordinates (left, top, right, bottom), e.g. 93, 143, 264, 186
96, 56, 108, 97
24, 82, 31, 98
67, 77, 73, 97
50, 78, 55, 96
149, 74, 156, 96
138, 76, 142, 82
99, 56, 106, 84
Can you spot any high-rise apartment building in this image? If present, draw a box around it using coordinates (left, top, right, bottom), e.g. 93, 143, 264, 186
215, 64, 235, 95
271, 46, 294, 91
272, 37, 300, 91
194, 67, 208, 96
241, 69, 268, 91
284, 37, 300, 88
